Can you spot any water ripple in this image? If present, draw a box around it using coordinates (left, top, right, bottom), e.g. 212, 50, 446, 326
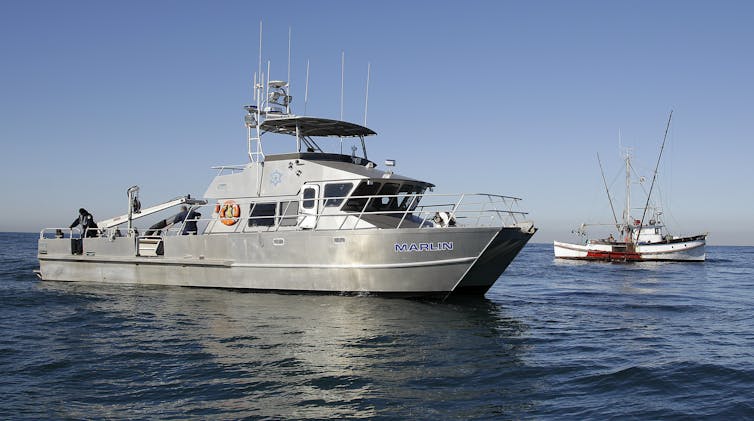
1, 236, 753, 418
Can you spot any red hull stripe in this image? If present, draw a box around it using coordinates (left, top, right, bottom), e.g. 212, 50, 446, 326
585, 250, 643, 261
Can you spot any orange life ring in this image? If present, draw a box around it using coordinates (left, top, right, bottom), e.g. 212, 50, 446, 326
218, 200, 241, 226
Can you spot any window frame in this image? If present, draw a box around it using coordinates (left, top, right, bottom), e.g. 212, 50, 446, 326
323, 182, 354, 208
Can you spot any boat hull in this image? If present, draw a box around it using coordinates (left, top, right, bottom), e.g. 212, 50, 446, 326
38, 226, 535, 297
553, 236, 706, 262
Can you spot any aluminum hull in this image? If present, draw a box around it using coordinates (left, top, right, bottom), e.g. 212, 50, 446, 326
38, 226, 534, 297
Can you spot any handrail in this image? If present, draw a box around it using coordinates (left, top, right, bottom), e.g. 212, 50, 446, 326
231, 192, 528, 231
40, 192, 532, 241
39, 227, 80, 239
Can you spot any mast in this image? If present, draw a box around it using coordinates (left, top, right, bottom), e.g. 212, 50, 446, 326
624, 148, 631, 242
636, 110, 673, 241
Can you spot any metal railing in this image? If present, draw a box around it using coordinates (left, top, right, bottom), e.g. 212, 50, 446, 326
39, 227, 81, 239
40, 192, 530, 240
209, 192, 529, 233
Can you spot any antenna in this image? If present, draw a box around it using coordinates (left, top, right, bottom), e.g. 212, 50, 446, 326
287, 27, 292, 113
340, 51, 345, 120
266, 60, 271, 110
258, 21, 262, 97
253, 72, 257, 102
364, 62, 371, 126
304, 59, 310, 115
340, 51, 345, 153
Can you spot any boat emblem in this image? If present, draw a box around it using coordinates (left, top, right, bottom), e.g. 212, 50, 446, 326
270, 170, 283, 186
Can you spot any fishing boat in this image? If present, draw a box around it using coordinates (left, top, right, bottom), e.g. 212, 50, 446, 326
35, 47, 537, 298
553, 112, 706, 262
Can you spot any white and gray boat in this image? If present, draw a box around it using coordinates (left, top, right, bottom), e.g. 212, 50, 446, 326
36, 71, 536, 298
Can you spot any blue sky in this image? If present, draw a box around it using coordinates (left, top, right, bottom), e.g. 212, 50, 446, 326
1, 1, 752, 245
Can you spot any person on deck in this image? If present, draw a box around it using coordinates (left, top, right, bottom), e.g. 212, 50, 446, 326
70, 208, 98, 237
173, 206, 201, 235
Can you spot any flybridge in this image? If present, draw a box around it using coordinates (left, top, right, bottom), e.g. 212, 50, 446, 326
243, 81, 374, 163
243, 23, 376, 164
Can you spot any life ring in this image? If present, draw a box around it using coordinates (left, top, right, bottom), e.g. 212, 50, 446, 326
218, 200, 241, 226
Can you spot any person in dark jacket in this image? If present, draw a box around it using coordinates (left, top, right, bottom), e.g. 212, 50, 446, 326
70, 208, 98, 238
173, 206, 201, 235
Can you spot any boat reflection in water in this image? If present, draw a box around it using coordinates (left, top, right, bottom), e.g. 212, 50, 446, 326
35, 281, 532, 418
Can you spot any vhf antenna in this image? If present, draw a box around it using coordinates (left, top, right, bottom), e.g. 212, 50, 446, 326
340, 51, 345, 154
287, 26, 292, 114
304, 59, 310, 115
364, 62, 371, 126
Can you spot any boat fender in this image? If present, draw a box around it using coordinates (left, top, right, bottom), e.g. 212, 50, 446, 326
219, 200, 241, 226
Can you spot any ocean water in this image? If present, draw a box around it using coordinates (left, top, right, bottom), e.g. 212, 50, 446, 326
1, 232, 753, 419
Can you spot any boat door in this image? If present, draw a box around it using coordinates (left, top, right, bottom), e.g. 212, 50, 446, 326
299, 185, 320, 229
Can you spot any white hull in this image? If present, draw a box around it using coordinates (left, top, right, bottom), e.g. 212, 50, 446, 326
553, 236, 706, 262
554, 121, 707, 264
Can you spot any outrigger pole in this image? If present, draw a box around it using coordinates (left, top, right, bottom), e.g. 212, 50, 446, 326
597, 152, 620, 234
637, 110, 673, 240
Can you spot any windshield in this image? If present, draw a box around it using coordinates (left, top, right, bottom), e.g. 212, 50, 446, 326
343, 181, 425, 214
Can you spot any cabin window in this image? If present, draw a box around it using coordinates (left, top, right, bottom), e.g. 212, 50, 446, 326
375, 183, 400, 209
278, 201, 299, 227
324, 183, 354, 207
344, 181, 381, 211
337, 182, 426, 214
396, 184, 413, 210
302, 187, 317, 209
249, 202, 276, 227
398, 185, 426, 210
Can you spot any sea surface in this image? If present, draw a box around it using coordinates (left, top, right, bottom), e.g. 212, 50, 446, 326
1, 232, 753, 419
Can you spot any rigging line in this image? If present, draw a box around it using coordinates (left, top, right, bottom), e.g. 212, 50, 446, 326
598, 152, 620, 233
628, 161, 659, 214
637, 110, 673, 239
630, 164, 650, 198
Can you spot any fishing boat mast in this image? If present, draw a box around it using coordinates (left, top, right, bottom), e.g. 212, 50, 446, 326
636, 110, 673, 241
624, 148, 632, 243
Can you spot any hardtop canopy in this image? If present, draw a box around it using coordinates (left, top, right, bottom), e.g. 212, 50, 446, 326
260, 116, 376, 138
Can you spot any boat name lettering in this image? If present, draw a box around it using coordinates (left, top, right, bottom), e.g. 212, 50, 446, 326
394, 242, 454, 253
